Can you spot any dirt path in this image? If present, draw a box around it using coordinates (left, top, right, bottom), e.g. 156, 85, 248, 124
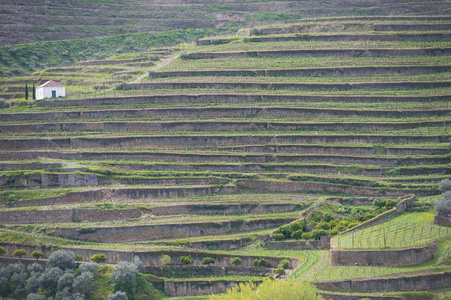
300, 250, 328, 280
131, 54, 179, 83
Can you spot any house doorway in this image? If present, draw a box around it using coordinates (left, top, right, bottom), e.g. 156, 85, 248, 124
52, 90, 56, 98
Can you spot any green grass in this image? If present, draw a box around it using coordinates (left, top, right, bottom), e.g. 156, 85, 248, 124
335, 211, 451, 249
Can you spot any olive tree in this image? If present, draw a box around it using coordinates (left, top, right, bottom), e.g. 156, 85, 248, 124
48, 250, 76, 270
110, 261, 138, 290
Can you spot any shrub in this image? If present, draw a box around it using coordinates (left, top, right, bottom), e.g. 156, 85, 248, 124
436, 191, 451, 215
230, 257, 242, 266
26, 294, 46, 300
0, 98, 6, 108
148, 54, 155, 61
253, 258, 267, 266
57, 272, 74, 292
108, 291, 128, 300
160, 254, 171, 265
92, 83, 101, 90
39, 267, 64, 292
110, 261, 138, 289
242, 36, 250, 43
12, 249, 26, 258
90, 253, 106, 263
311, 229, 328, 240
275, 267, 285, 275
278, 259, 290, 269
385, 199, 398, 209
75, 253, 83, 261
271, 233, 285, 240
202, 257, 215, 265
0, 246, 5, 255
291, 230, 304, 240
73, 271, 94, 296
48, 250, 76, 270
180, 255, 194, 265
179, 51, 189, 59
373, 198, 386, 208
251, 27, 261, 35
79, 261, 100, 274
211, 37, 220, 44
209, 278, 322, 300
439, 179, 451, 192
301, 232, 313, 240
31, 251, 44, 261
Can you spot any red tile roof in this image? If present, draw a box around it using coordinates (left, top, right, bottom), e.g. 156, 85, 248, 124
37, 80, 64, 88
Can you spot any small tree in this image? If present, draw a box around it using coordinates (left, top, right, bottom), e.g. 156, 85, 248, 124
373, 198, 386, 208
270, 233, 285, 241
110, 261, 138, 290
75, 253, 84, 261
202, 257, 215, 265
134, 256, 146, 272
230, 257, 242, 266
13, 249, 26, 259
25, 83, 28, 100
79, 261, 100, 274
0, 246, 5, 256
160, 254, 171, 265
180, 255, 194, 265
48, 250, 76, 270
253, 258, 266, 266
90, 253, 106, 263
32, 251, 44, 261
439, 179, 451, 192
275, 267, 285, 275
436, 191, 451, 215
73, 271, 95, 296
32, 83, 36, 100
278, 259, 290, 269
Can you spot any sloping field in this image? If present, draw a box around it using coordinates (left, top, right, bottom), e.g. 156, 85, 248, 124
0, 14, 450, 300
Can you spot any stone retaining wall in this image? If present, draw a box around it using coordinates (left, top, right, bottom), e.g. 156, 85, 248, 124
2, 120, 448, 133
164, 280, 256, 297
3, 107, 448, 122
435, 213, 451, 226
319, 293, 402, 300
329, 246, 433, 266
121, 81, 450, 91
154, 65, 451, 78
1, 134, 448, 151
34, 94, 449, 108
314, 271, 451, 293
262, 236, 331, 250
10, 186, 219, 207
53, 218, 296, 242
185, 48, 451, 59
0, 208, 142, 224
235, 180, 437, 197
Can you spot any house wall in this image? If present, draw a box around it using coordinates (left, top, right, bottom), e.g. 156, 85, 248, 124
36, 86, 65, 100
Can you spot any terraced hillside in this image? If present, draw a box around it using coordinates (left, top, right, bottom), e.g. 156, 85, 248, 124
0, 16, 450, 300
2, 0, 451, 46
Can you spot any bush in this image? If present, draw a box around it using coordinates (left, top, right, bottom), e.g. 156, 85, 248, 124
26, 294, 46, 300
290, 230, 304, 240
39, 267, 64, 292
110, 261, 138, 290
12, 249, 26, 258
148, 54, 155, 61
301, 232, 313, 240
253, 258, 267, 267
73, 271, 94, 296
179, 51, 189, 59
79, 261, 100, 274
385, 199, 398, 209
275, 267, 285, 275
180, 255, 194, 265
160, 254, 171, 265
202, 257, 215, 265
108, 291, 128, 300
90, 253, 106, 263
134, 256, 146, 272
0, 98, 6, 108
436, 191, 451, 215
251, 27, 261, 35
373, 198, 386, 208
48, 250, 76, 270
230, 257, 242, 266
0, 246, 5, 255
209, 278, 322, 300
439, 179, 451, 192
271, 233, 285, 241
311, 229, 328, 240
75, 253, 83, 261
278, 259, 290, 269
57, 272, 74, 292
31, 251, 44, 261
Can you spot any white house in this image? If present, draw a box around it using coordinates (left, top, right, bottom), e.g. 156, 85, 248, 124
36, 80, 65, 100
